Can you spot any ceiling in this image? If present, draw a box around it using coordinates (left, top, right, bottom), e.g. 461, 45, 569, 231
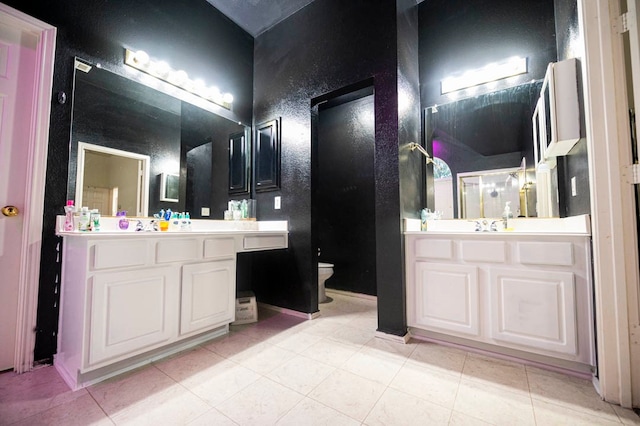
205, 0, 317, 37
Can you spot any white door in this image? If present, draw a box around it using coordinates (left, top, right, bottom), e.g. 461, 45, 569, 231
0, 20, 38, 371
0, 5, 55, 373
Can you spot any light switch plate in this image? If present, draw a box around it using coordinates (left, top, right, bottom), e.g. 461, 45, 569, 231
274, 196, 281, 210
571, 176, 577, 197
201, 207, 210, 216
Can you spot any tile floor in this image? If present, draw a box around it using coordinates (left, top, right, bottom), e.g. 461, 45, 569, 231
1, 291, 640, 425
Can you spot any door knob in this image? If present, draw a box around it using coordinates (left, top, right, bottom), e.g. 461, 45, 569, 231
2, 206, 19, 217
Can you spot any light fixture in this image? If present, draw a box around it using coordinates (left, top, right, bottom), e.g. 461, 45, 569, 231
124, 48, 234, 109
441, 56, 528, 94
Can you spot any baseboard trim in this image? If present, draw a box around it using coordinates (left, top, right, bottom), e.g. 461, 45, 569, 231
258, 302, 320, 320
375, 330, 411, 344
326, 288, 377, 301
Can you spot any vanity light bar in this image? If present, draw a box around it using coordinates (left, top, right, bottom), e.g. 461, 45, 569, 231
124, 49, 234, 109
441, 56, 528, 94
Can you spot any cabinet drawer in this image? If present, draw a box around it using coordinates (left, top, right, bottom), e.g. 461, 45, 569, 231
517, 242, 574, 266
414, 239, 453, 260
243, 234, 287, 250
156, 239, 200, 263
93, 240, 149, 270
204, 238, 236, 259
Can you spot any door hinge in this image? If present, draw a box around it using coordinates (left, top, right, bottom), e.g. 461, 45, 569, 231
623, 163, 640, 184
618, 9, 638, 34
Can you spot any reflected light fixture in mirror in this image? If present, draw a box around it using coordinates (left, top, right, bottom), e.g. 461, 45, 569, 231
124, 49, 234, 109
441, 56, 528, 94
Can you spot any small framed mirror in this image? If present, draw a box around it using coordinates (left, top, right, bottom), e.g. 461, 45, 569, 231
160, 173, 179, 202
255, 118, 281, 192
229, 130, 250, 194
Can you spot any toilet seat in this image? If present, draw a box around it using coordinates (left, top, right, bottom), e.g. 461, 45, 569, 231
319, 262, 334, 268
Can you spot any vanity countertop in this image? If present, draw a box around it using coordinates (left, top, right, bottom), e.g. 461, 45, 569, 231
404, 214, 591, 236
56, 217, 288, 237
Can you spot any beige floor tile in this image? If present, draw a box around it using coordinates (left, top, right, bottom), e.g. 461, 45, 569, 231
448, 411, 493, 425
462, 352, 529, 391
276, 397, 360, 426
0, 366, 86, 426
10, 393, 114, 426
155, 347, 261, 407
361, 335, 417, 361
267, 354, 335, 395
87, 366, 174, 414
533, 398, 622, 425
527, 366, 619, 422
87, 365, 210, 424
269, 330, 323, 353
187, 407, 239, 425
407, 341, 467, 376
454, 378, 535, 425
300, 338, 360, 368
325, 324, 376, 346
389, 362, 460, 409
308, 369, 386, 422
612, 404, 640, 425
216, 377, 303, 425
202, 332, 265, 359
233, 343, 297, 375
341, 349, 404, 385
364, 387, 451, 426
302, 319, 343, 337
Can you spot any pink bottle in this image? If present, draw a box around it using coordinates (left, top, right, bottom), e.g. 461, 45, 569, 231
64, 200, 75, 231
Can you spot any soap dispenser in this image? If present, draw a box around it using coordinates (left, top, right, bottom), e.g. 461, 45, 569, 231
502, 201, 513, 230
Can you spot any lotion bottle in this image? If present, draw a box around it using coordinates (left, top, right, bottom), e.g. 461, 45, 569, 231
502, 201, 513, 230
78, 206, 91, 231
64, 200, 75, 231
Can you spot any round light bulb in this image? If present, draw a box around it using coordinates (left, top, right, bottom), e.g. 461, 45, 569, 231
222, 93, 234, 104
134, 50, 149, 66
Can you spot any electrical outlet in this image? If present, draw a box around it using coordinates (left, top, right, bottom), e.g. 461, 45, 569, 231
571, 176, 577, 197
201, 207, 210, 217
274, 196, 281, 209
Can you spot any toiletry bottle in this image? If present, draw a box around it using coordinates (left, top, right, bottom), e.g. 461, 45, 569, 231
118, 211, 129, 230
185, 212, 191, 231
90, 209, 101, 231
502, 201, 513, 230
78, 206, 91, 231
64, 200, 75, 231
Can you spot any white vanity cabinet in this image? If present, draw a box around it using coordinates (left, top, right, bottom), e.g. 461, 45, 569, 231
406, 231, 595, 372
55, 225, 287, 390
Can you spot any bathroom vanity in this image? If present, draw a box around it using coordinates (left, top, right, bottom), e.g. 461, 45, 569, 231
54, 219, 288, 390
405, 215, 595, 373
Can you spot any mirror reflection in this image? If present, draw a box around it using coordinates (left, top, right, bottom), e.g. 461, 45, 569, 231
68, 58, 249, 218
426, 81, 548, 218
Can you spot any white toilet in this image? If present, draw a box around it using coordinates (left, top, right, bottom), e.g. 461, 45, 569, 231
318, 262, 334, 304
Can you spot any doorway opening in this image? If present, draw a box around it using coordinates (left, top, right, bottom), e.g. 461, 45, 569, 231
311, 81, 377, 307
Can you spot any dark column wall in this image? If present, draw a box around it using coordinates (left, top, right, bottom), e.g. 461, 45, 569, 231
5, 0, 254, 361
554, 0, 591, 217
252, 0, 409, 334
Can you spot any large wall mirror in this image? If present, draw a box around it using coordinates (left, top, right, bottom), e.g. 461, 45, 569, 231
426, 81, 551, 219
68, 58, 250, 219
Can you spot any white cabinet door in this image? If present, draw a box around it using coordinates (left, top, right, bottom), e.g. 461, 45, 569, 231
180, 260, 236, 335
89, 266, 180, 367
413, 262, 480, 336
489, 268, 577, 356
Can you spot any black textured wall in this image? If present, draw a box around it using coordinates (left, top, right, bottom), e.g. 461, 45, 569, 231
4, 0, 253, 362
554, 0, 591, 217
251, 0, 413, 335
317, 94, 377, 296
